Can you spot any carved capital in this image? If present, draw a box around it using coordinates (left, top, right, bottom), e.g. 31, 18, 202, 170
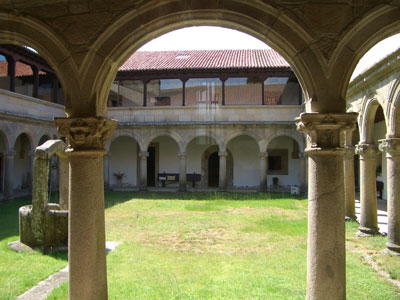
54, 117, 117, 151
295, 113, 357, 152
139, 151, 149, 158
355, 143, 377, 156
298, 152, 307, 159
379, 138, 400, 156
218, 151, 228, 157
179, 153, 187, 158
259, 151, 268, 158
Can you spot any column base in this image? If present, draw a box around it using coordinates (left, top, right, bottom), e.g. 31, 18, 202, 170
357, 226, 379, 237
386, 242, 400, 255
345, 215, 357, 222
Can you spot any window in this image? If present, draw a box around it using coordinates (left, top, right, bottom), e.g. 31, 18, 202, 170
185, 78, 222, 106
267, 149, 288, 175
147, 79, 182, 107
225, 77, 262, 105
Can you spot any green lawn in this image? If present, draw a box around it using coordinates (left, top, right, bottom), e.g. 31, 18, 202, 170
1, 192, 399, 300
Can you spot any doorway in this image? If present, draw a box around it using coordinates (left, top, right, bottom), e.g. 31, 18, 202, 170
208, 152, 219, 187
147, 146, 156, 186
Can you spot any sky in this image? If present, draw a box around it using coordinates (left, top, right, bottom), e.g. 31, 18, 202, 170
138, 26, 400, 80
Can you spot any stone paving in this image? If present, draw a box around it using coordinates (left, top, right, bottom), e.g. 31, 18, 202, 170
355, 197, 388, 234
14, 241, 121, 300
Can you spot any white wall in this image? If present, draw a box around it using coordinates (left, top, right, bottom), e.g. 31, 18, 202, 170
267, 136, 301, 187
13, 135, 31, 189
228, 135, 259, 187
186, 140, 212, 174
109, 136, 137, 186
154, 136, 179, 173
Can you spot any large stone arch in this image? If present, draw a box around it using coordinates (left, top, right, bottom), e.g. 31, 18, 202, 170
106, 130, 143, 153
200, 145, 233, 188
264, 130, 304, 153
143, 130, 184, 154
330, 5, 400, 112
223, 130, 263, 152
0, 128, 10, 152
359, 95, 388, 143
0, 13, 79, 115
185, 130, 223, 152
88, 2, 319, 116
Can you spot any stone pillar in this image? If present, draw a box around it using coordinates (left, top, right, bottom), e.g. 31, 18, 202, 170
54, 116, 117, 300
103, 154, 110, 189
298, 152, 307, 193
355, 143, 379, 236
179, 153, 187, 191
218, 151, 227, 191
58, 153, 69, 211
4, 151, 15, 200
259, 151, 268, 191
296, 112, 357, 300
139, 151, 148, 191
379, 138, 400, 254
344, 147, 357, 221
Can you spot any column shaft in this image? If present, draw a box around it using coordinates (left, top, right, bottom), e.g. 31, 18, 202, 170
356, 144, 378, 236
139, 152, 148, 191
259, 152, 267, 191
344, 150, 356, 221
4, 152, 15, 200
219, 151, 227, 190
68, 151, 107, 300
179, 154, 187, 191
299, 153, 307, 193
58, 156, 69, 210
103, 155, 110, 189
380, 138, 400, 254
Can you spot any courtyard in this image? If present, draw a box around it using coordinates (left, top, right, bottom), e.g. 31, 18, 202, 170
1, 192, 399, 300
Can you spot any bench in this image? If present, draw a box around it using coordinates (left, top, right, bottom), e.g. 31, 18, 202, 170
157, 172, 201, 188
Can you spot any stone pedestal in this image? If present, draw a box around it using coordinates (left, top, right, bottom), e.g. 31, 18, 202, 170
103, 154, 110, 189
259, 152, 268, 191
55, 116, 117, 300
4, 151, 15, 200
296, 112, 357, 300
179, 153, 187, 191
355, 143, 379, 236
344, 148, 357, 221
139, 151, 148, 191
379, 138, 400, 254
218, 151, 227, 191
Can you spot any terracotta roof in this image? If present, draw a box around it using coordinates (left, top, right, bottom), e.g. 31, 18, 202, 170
119, 49, 290, 72
0, 61, 46, 77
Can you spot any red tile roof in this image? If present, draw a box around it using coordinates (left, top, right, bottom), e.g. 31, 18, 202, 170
0, 61, 46, 77
119, 49, 290, 72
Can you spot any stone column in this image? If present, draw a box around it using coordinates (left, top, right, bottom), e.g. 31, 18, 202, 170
259, 151, 268, 191
379, 138, 400, 254
296, 112, 357, 300
218, 151, 227, 191
344, 147, 357, 221
355, 143, 379, 236
58, 152, 69, 211
103, 154, 110, 189
298, 152, 307, 193
4, 151, 15, 200
54, 116, 117, 300
179, 153, 187, 191
139, 151, 148, 191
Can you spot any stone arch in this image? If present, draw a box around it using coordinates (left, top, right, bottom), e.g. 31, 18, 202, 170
0, 129, 8, 192
0, 13, 79, 115
106, 130, 143, 153
200, 145, 233, 188
330, 6, 400, 110
13, 132, 33, 152
89, 3, 318, 115
143, 130, 184, 153
0, 128, 10, 152
264, 130, 304, 153
388, 78, 400, 138
185, 131, 223, 152
13, 132, 33, 190
359, 96, 388, 143
223, 130, 262, 152
37, 134, 52, 147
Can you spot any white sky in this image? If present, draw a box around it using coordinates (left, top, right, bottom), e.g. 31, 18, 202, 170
137, 26, 269, 51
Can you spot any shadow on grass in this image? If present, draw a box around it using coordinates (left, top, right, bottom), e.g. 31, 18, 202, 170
104, 191, 306, 209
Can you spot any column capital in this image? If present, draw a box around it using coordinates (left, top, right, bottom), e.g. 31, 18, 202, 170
379, 138, 400, 156
54, 117, 117, 151
179, 152, 187, 158
298, 152, 307, 159
295, 112, 357, 153
139, 151, 149, 158
5, 150, 16, 157
259, 151, 268, 158
218, 151, 227, 157
355, 143, 378, 156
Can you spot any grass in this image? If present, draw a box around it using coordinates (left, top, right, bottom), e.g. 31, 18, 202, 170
0, 196, 67, 300
1, 192, 400, 299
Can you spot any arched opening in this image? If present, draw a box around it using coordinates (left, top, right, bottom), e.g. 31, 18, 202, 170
0, 130, 6, 193
108, 136, 139, 189
207, 151, 219, 187
267, 135, 302, 191
13, 133, 32, 192
38, 135, 51, 146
